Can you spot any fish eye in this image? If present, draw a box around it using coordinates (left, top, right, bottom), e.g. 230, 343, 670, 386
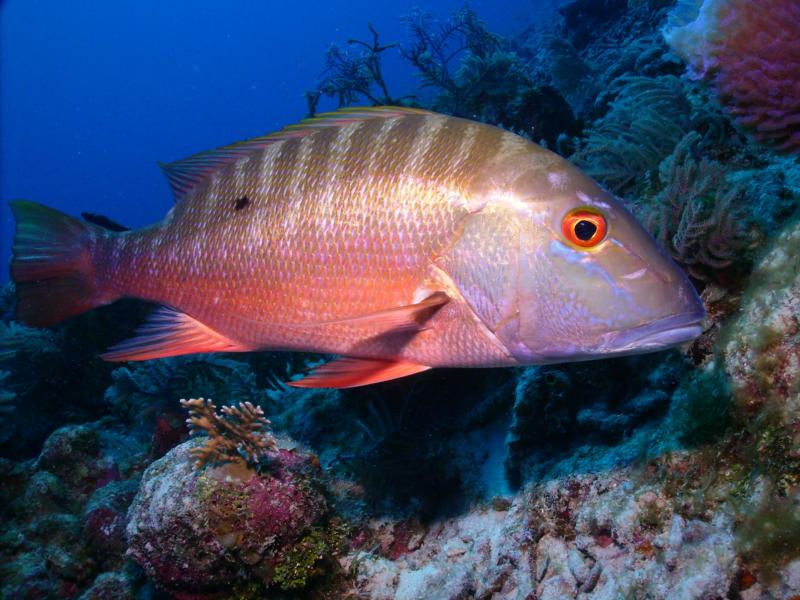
561, 207, 607, 248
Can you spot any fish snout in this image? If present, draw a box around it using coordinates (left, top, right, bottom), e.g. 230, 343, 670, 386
603, 289, 705, 353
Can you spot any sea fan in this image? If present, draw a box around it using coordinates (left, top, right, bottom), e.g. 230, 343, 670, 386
664, 0, 800, 153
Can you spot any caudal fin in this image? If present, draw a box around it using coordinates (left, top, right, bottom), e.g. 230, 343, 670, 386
10, 200, 106, 326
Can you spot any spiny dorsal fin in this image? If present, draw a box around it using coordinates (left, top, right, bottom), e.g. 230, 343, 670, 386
160, 106, 433, 203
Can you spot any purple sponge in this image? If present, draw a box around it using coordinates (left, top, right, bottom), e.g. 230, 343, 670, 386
664, 0, 800, 153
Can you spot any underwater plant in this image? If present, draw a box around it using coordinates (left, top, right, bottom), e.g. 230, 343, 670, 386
305, 24, 412, 115
181, 398, 277, 469
664, 0, 800, 153
573, 76, 692, 194
541, 34, 596, 116
399, 6, 500, 114
640, 131, 753, 280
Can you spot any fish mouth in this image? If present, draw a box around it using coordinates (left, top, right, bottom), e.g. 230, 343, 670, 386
603, 311, 705, 353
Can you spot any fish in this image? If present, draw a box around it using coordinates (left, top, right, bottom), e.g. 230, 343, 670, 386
10, 107, 705, 388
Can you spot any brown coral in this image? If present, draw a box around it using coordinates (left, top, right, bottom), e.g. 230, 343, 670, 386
180, 398, 277, 469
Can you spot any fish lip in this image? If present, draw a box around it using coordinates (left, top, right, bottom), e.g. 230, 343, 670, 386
603, 310, 705, 352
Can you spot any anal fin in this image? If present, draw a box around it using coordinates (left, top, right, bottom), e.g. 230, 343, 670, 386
101, 307, 251, 362
288, 357, 431, 389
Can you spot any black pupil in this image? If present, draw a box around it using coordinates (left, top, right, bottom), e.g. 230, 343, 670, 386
575, 219, 597, 241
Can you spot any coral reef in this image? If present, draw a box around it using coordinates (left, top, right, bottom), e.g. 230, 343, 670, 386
181, 397, 276, 468
722, 218, 800, 418
0, 420, 147, 599
2, 2, 800, 598
664, 0, 800, 153
126, 438, 344, 597
504, 352, 686, 486
345, 469, 743, 599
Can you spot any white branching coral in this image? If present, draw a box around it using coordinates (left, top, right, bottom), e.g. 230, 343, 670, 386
180, 398, 277, 469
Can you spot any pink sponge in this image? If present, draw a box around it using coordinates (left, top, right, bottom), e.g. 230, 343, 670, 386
664, 0, 800, 153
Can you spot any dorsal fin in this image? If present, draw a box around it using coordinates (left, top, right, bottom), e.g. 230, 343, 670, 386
160, 106, 432, 203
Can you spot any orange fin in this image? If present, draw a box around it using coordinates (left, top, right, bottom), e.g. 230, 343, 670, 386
101, 307, 251, 362
288, 358, 431, 389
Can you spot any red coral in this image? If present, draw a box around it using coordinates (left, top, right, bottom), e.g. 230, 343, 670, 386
666, 0, 800, 153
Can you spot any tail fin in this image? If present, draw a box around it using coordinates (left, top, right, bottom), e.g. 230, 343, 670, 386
10, 200, 106, 326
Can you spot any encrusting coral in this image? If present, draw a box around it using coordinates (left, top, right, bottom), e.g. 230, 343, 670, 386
664, 0, 800, 153
722, 218, 800, 418
181, 398, 277, 469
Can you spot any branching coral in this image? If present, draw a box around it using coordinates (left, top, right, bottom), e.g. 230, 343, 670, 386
573, 76, 692, 194
306, 6, 500, 116
181, 398, 276, 469
664, 0, 800, 153
400, 6, 500, 113
305, 24, 412, 115
306, 8, 578, 147
640, 132, 753, 279
400, 7, 544, 127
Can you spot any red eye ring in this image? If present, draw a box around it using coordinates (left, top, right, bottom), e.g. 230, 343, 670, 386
562, 208, 607, 248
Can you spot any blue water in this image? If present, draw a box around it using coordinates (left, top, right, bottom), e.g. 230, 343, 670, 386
0, 0, 548, 281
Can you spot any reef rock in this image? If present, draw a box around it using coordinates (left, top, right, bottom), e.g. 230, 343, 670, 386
722, 218, 800, 417
126, 438, 340, 597
345, 469, 741, 599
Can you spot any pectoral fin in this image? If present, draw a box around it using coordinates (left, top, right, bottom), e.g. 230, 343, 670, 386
288, 357, 431, 389
234, 291, 450, 335
317, 291, 449, 332
101, 307, 252, 361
